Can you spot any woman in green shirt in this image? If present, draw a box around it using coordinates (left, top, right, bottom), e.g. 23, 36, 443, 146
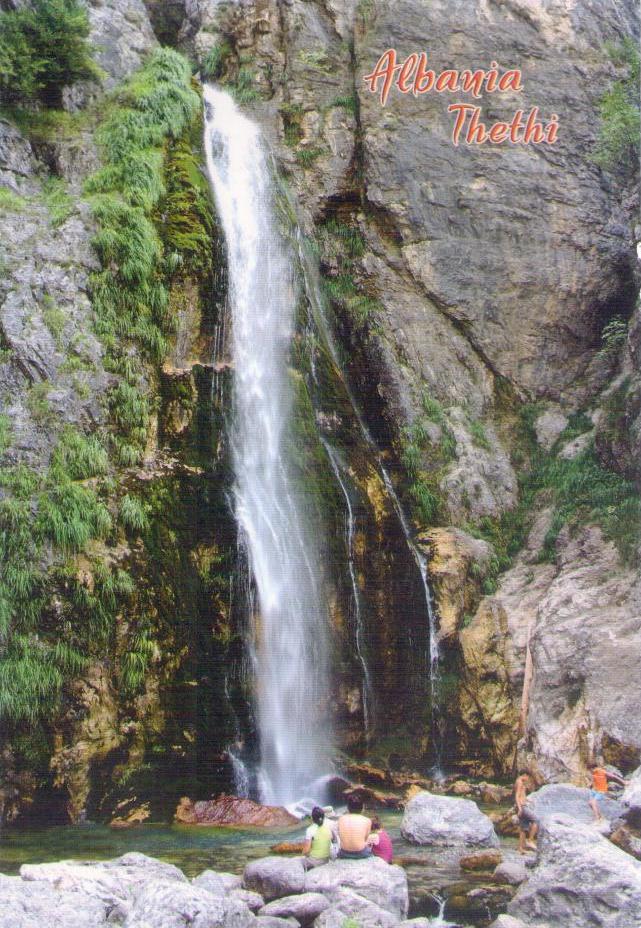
302, 806, 335, 869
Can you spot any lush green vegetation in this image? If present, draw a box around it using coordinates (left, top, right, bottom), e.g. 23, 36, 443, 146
318, 218, 382, 331
0, 48, 213, 727
86, 48, 201, 465
594, 38, 640, 171
294, 146, 326, 168
468, 404, 639, 594
201, 40, 232, 81
0, 0, 101, 107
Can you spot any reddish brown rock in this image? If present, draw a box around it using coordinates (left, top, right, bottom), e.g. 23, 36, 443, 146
489, 808, 519, 838
270, 841, 306, 855
479, 783, 513, 804
175, 795, 298, 827
344, 785, 402, 810
459, 849, 503, 872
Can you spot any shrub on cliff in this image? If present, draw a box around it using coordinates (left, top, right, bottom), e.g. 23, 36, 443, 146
0, 0, 101, 107
594, 38, 640, 171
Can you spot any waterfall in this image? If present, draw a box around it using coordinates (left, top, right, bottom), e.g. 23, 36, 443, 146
203, 86, 331, 805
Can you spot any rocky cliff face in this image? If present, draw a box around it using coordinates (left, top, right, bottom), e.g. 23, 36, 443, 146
0, 0, 639, 822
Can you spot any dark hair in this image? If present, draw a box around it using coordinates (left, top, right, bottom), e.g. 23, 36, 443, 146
347, 794, 364, 814
370, 815, 381, 831
311, 806, 325, 825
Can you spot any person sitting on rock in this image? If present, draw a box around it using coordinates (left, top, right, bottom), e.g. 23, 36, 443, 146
514, 771, 538, 854
588, 763, 625, 822
302, 806, 336, 869
368, 815, 393, 864
337, 794, 372, 859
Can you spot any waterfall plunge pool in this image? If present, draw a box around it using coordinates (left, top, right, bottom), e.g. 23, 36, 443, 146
0, 809, 520, 926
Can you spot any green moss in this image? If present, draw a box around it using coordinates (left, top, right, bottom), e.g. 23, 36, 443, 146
229, 67, 261, 105
296, 49, 332, 74
279, 102, 304, 147
119, 493, 149, 533
0, 413, 11, 453
330, 94, 357, 115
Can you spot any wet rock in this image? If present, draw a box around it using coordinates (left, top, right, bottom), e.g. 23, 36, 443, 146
259, 892, 330, 924
176, 795, 298, 827
509, 817, 641, 927
526, 783, 624, 828
459, 849, 502, 872
343, 785, 402, 809
401, 792, 500, 848
493, 860, 528, 886
124, 879, 255, 928
450, 780, 473, 796
479, 783, 512, 805
109, 802, 151, 828
313, 887, 400, 928
489, 809, 519, 838
305, 857, 408, 918
243, 857, 306, 902
345, 764, 392, 788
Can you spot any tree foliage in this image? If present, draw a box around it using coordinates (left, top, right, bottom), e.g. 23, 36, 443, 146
0, 0, 101, 107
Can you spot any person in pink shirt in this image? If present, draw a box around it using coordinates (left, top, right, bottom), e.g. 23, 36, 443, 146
369, 815, 393, 864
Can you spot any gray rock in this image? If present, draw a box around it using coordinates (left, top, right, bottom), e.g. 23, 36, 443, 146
401, 791, 499, 848
489, 917, 531, 928
124, 879, 256, 928
259, 892, 330, 924
492, 860, 528, 886
398, 920, 433, 928
243, 858, 306, 902
305, 857, 408, 918
0, 872, 111, 927
313, 888, 399, 928
256, 918, 299, 928
220, 873, 244, 892
526, 783, 624, 828
193, 869, 227, 895
509, 817, 641, 927
86, 0, 157, 89
233, 889, 266, 913
623, 766, 641, 826
534, 410, 568, 452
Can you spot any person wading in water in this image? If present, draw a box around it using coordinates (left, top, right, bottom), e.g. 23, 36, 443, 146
514, 771, 538, 854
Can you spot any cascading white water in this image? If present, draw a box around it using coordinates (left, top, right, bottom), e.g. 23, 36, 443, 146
203, 86, 330, 805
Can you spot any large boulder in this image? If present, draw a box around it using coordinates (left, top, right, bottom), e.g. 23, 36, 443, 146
305, 857, 408, 918
259, 892, 330, 924
509, 817, 641, 927
401, 791, 499, 847
124, 879, 256, 928
525, 783, 624, 827
243, 858, 306, 901
0, 873, 110, 927
19, 853, 187, 915
313, 887, 400, 928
